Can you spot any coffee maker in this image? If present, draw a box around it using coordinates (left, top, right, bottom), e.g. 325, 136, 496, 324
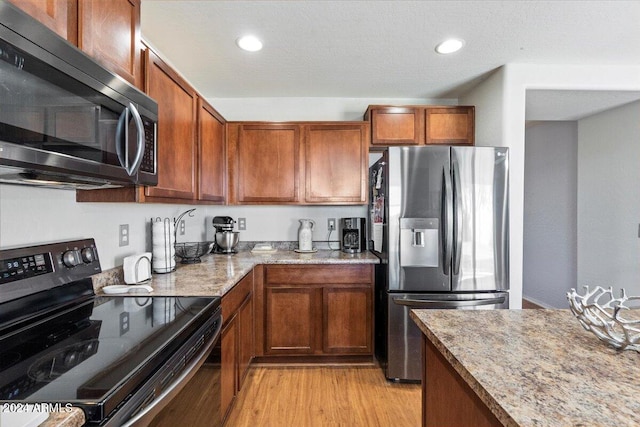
340, 217, 367, 253
212, 216, 239, 254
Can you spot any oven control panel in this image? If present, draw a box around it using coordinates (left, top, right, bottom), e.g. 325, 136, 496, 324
0, 239, 101, 304
0, 252, 53, 284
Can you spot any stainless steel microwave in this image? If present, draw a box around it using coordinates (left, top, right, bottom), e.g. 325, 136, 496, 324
0, 2, 158, 189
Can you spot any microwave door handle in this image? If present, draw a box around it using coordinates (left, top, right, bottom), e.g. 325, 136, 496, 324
452, 159, 463, 275
442, 167, 453, 275
115, 107, 129, 172
126, 102, 145, 177
393, 296, 505, 308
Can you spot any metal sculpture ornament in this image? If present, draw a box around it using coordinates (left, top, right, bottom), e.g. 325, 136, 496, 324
567, 286, 640, 352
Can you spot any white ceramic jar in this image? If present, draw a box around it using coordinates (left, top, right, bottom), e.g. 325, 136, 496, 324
298, 219, 315, 251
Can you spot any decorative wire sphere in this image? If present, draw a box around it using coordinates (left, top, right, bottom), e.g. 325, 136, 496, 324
567, 286, 640, 352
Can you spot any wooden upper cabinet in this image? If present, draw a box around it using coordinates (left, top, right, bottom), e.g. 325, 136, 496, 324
228, 121, 368, 205
304, 123, 368, 204
10, 0, 142, 88
7, 0, 78, 44
366, 107, 423, 146
143, 49, 197, 201
366, 105, 475, 147
229, 123, 301, 204
78, 0, 142, 88
197, 98, 226, 203
425, 106, 475, 145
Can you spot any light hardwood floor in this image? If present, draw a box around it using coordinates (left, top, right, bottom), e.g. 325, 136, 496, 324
224, 365, 421, 427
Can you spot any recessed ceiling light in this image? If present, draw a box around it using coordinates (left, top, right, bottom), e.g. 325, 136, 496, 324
236, 35, 263, 52
435, 38, 464, 54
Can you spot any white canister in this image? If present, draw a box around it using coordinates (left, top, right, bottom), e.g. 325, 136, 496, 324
298, 219, 315, 251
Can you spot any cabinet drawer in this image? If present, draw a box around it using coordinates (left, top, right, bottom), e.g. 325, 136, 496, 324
265, 265, 372, 285
222, 272, 253, 322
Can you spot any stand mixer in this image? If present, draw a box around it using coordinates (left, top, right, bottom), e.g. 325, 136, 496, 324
212, 216, 239, 254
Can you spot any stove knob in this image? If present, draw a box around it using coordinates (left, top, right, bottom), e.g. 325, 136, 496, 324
62, 250, 80, 268
80, 247, 95, 263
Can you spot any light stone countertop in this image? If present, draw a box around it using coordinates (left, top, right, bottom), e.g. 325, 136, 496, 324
39, 408, 84, 427
410, 309, 640, 427
95, 249, 379, 297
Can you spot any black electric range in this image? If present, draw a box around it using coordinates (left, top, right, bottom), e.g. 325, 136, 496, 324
0, 239, 221, 426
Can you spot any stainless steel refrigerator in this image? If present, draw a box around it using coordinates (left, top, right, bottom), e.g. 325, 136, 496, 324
370, 146, 509, 382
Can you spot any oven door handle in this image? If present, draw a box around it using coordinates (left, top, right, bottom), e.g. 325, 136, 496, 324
121, 321, 222, 427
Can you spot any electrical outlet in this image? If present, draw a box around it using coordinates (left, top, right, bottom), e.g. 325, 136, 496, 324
180, 219, 186, 235
328, 218, 336, 231
119, 224, 129, 247
238, 217, 246, 230
119, 312, 130, 336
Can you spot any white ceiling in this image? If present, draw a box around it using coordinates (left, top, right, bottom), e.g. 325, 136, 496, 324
141, 0, 640, 120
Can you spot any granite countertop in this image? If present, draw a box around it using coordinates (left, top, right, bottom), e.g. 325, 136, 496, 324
410, 309, 640, 427
95, 249, 379, 297
40, 409, 85, 427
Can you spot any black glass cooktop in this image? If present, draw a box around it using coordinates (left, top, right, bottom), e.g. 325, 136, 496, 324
0, 294, 219, 420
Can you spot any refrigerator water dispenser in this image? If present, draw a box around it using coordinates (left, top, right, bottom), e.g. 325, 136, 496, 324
399, 218, 439, 267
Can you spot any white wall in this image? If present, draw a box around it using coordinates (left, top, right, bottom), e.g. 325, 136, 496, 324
0, 184, 366, 270
460, 64, 640, 309
210, 97, 455, 121
523, 122, 578, 308
577, 101, 640, 296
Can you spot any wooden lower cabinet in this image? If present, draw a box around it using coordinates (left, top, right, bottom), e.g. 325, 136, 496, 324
257, 264, 374, 360
220, 316, 237, 420
221, 272, 254, 421
423, 337, 501, 427
265, 286, 320, 354
324, 286, 371, 354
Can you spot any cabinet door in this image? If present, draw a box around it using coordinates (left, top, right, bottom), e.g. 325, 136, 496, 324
143, 49, 197, 200
370, 107, 423, 145
304, 123, 368, 204
197, 98, 226, 203
264, 286, 320, 355
425, 106, 475, 145
323, 286, 372, 354
237, 293, 253, 389
221, 315, 238, 421
78, 0, 141, 88
233, 124, 300, 203
7, 0, 77, 43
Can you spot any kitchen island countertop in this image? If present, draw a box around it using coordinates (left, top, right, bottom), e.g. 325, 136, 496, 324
410, 309, 640, 427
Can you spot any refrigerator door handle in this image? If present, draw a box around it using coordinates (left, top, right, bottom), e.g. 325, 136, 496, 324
452, 159, 463, 275
392, 296, 506, 308
441, 167, 453, 275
